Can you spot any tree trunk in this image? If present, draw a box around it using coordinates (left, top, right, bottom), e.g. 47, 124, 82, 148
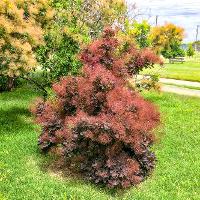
6, 77, 15, 91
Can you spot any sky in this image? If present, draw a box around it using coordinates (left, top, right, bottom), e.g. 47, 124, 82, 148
126, 0, 200, 43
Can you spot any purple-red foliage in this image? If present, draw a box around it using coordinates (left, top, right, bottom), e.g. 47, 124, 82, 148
31, 28, 161, 188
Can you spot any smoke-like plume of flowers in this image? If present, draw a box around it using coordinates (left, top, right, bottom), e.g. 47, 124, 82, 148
31, 27, 161, 188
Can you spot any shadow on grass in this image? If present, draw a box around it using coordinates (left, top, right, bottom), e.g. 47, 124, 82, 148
0, 85, 41, 102
0, 106, 35, 135
38, 152, 126, 198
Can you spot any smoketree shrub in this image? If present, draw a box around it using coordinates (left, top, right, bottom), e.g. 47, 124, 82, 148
31, 28, 162, 189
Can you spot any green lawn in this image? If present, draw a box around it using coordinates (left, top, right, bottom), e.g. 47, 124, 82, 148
143, 61, 200, 82
1, 87, 200, 200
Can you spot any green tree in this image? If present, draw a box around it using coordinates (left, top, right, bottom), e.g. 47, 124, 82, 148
132, 20, 151, 48
36, 0, 129, 85
187, 43, 195, 57
51, 0, 127, 41
36, 24, 82, 86
161, 41, 185, 58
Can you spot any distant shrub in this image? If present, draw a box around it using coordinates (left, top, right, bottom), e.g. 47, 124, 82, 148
130, 74, 161, 92
31, 28, 161, 188
161, 43, 185, 58
187, 43, 195, 57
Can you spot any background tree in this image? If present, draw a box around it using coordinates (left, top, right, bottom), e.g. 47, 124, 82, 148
160, 41, 185, 59
36, 0, 158, 92
0, 0, 53, 91
52, 0, 128, 39
150, 23, 185, 58
36, 0, 129, 86
123, 20, 151, 48
187, 43, 195, 57
36, 24, 82, 86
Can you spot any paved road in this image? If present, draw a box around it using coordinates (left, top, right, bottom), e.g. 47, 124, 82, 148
137, 76, 200, 97
159, 78, 200, 98
160, 78, 200, 88
161, 85, 200, 98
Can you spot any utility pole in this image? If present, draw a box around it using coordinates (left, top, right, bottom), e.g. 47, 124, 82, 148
195, 25, 200, 51
156, 15, 158, 26
196, 25, 200, 41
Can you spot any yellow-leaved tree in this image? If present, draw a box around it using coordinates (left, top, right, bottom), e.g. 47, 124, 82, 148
0, 0, 53, 90
149, 23, 185, 58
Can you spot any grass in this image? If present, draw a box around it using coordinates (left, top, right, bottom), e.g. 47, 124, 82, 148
142, 61, 200, 82
1, 86, 200, 200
